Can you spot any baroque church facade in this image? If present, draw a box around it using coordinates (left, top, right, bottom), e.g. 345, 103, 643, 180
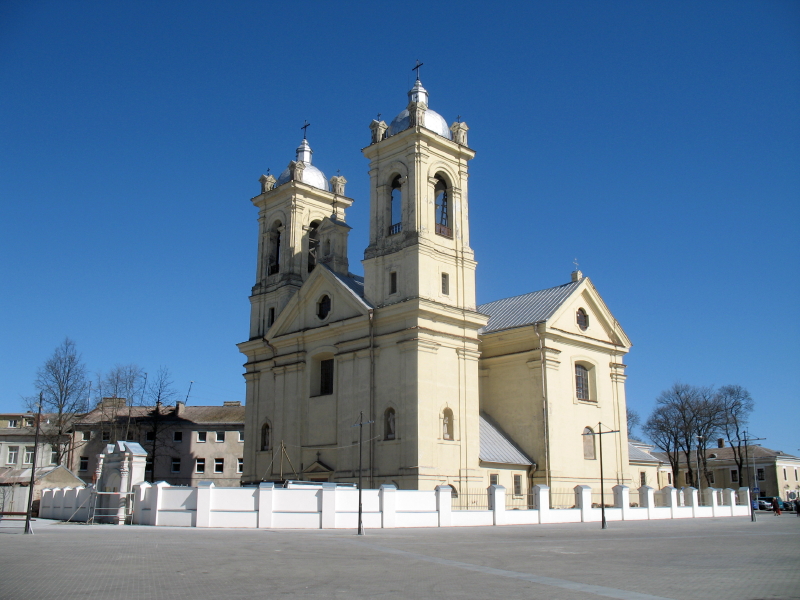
238, 77, 634, 495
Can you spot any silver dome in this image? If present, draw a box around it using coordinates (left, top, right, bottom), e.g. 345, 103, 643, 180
386, 108, 452, 140
275, 138, 330, 192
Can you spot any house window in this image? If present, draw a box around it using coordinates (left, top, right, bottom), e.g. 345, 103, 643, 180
6, 446, 19, 465
238, 430, 244, 443
389, 175, 402, 234
795, 469, 798, 481
268, 307, 275, 327
390, 271, 397, 294
513, 474, 522, 496
442, 408, 454, 440
82, 431, 91, 441
667, 473, 672, 485
640, 472, 647, 487
174, 431, 183, 442
214, 458, 224, 474
196, 458, 205, 473
577, 308, 589, 331
237, 458, 244, 474
317, 295, 331, 320
50, 448, 58, 464
320, 359, 334, 395
145, 431, 155, 442
575, 364, 591, 401
441, 273, 449, 295
583, 427, 596, 459
757, 468, 765, 481
384, 407, 396, 440
731, 469, 739, 483
102, 431, 111, 441
489, 474, 499, 486
434, 175, 452, 238
197, 431, 207, 443
171, 458, 181, 473
216, 431, 225, 443
24, 418, 34, 427
22, 447, 34, 465
79, 456, 89, 471
784, 468, 787, 480
8, 419, 18, 428
261, 423, 271, 451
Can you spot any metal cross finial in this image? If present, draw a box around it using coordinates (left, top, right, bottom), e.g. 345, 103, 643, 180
412, 59, 423, 80
573, 258, 579, 270
266, 168, 270, 176
377, 113, 381, 121
337, 169, 341, 176
457, 115, 462, 123
301, 120, 311, 139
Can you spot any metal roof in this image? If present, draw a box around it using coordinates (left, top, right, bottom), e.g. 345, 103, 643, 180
478, 280, 582, 334
628, 442, 661, 464
479, 413, 533, 466
322, 266, 372, 309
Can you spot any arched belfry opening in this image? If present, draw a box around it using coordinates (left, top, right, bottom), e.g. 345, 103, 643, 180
390, 175, 402, 235
307, 220, 320, 273
434, 175, 451, 238
269, 220, 282, 275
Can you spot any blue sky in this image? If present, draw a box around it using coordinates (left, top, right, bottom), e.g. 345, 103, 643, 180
1, 1, 798, 453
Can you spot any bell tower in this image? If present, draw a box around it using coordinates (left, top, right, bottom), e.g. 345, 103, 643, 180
362, 77, 477, 310
248, 137, 353, 339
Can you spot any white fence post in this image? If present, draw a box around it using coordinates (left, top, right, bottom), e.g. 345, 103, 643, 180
613, 485, 630, 520
722, 488, 737, 515
257, 482, 274, 529
737, 486, 750, 506
196, 481, 214, 528
662, 486, 678, 518
533, 484, 550, 524
380, 484, 397, 528
132, 482, 150, 525
435, 485, 451, 527
705, 487, 720, 517
575, 485, 592, 522
151, 481, 170, 526
683, 487, 698, 517
320, 482, 336, 529
639, 485, 655, 520
490, 485, 506, 526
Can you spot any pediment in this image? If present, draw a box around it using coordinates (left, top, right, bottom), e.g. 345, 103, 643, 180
267, 266, 370, 338
548, 278, 631, 348
302, 460, 334, 474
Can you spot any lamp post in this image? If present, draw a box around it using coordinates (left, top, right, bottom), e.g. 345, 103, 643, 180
583, 423, 619, 529
695, 435, 703, 499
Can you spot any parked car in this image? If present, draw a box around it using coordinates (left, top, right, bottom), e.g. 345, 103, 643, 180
758, 497, 785, 511
757, 499, 771, 510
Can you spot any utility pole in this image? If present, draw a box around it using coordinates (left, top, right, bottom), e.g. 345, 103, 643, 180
352, 411, 373, 535
584, 423, 619, 529
24, 392, 43, 534
743, 430, 766, 523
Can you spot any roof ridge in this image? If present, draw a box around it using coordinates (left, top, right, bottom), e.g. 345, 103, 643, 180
477, 280, 579, 309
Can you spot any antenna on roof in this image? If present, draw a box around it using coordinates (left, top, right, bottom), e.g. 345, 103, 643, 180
184, 381, 194, 405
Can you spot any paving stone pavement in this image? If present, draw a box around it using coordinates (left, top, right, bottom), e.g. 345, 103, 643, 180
1, 515, 798, 600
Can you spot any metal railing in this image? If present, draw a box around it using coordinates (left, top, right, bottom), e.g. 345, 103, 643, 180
550, 489, 578, 509
388, 223, 402, 236
590, 490, 615, 508
629, 490, 642, 507
506, 492, 535, 510
452, 489, 489, 511
435, 223, 452, 238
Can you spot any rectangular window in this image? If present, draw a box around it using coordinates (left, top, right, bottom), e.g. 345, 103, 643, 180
23, 446, 34, 465
640, 472, 647, 487
320, 359, 334, 395
197, 431, 207, 443
50, 448, 58, 465
145, 431, 155, 442
667, 473, 672, 485
268, 307, 275, 327
390, 271, 397, 294
102, 431, 110, 441
79, 456, 89, 471
575, 364, 590, 400
238, 430, 244, 443
171, 458, 181, 473
796, 470, 798, 481
24, 418, 34, 427
237, 458, 244, 473
731, 469, 739, 482
708, 471, 715, 484
82, 431, 91, 441
513, 474, 522, 496
173, 431, 183, 442
784, 468, 787, 480
214, 458, 224, 473
8, 419, 18, 428
441, 273, 449, 295
6, 446, 19, 465
196, 458, 205, 473
489, 474, 499, 486
757, 468, 765, 481
216, 431, 225, 443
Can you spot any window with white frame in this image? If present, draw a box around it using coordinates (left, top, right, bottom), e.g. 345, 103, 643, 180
23, 446, 34, 464
513, 474, 522, 496
171, 458, 181, 473
216, 431, 225, 443
441, 273, 449, 295
82, 431, 91, 441
24, 418, 34, 427
7, 446, 19, 465
7, 419, 19, 428
237, 458, 244, 474
575, 364, 592, 401
196, 458, 205, 473
50, 448, 58, 465
489, 474, 499, 486
197, 431, 207, 443
214, 458, 224, 473
640, 472, 647, 487
238, 430, 244, 443
79, 456, 89, 471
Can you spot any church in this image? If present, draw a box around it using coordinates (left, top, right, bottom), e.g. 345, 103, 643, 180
238, 76, 634, 496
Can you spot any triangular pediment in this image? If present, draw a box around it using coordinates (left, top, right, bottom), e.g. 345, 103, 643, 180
548, 278, 631, 348
302, 460, 334, 474
267, 265, 370, 338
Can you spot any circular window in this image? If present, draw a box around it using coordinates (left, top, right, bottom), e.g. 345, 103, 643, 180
576, 308, 589, 331
317, 295, 331, 320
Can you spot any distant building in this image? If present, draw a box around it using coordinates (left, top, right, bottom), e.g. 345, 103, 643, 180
69, 398, 245, 487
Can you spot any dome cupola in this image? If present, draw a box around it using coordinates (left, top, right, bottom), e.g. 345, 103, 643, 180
385, 78, 452, 140
275, 138, 330, 191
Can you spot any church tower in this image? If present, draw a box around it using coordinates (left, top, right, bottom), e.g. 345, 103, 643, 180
362, 77, 477, 310
248, 136, 353, 340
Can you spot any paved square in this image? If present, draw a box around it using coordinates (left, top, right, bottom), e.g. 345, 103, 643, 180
1, 516, 798, 599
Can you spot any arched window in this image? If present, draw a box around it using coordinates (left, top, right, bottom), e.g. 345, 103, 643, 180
323, 239, 331, 257
389, 176, 402, 235
583, 427, 595, 459
576, 308, 589, 331
261, 423, 271, 451
317, 295, 331, 320
269, 221, 282, 275
434, 175, 452, 238
307, 221, 320, 273
575, 364, 590, 400
384, 407, 396, 440
442, 408, 454, 440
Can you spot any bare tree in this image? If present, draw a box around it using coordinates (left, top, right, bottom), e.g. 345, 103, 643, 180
716, 384, 754, 481
31, 338, 88, 466
140, 366, 178, 482
643, 403, 682, 485
626, 407, 641, 439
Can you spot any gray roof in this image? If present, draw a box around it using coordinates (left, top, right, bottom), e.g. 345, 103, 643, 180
479, 413, 533, 466
478, 280, 582, 334
628, 442, 661, 464
322, 266, 373, 309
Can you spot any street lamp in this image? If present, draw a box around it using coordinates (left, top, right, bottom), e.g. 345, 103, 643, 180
695, 435, 703, 499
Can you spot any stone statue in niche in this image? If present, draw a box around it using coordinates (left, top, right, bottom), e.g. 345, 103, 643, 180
443, 415, 451, 440
387, 410, 396, 440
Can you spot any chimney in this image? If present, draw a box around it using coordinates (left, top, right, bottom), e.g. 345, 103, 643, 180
176, 401, 185, 416
717, 438, 725, 448
571, 270, 583, 282
223, 401, 241, 407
